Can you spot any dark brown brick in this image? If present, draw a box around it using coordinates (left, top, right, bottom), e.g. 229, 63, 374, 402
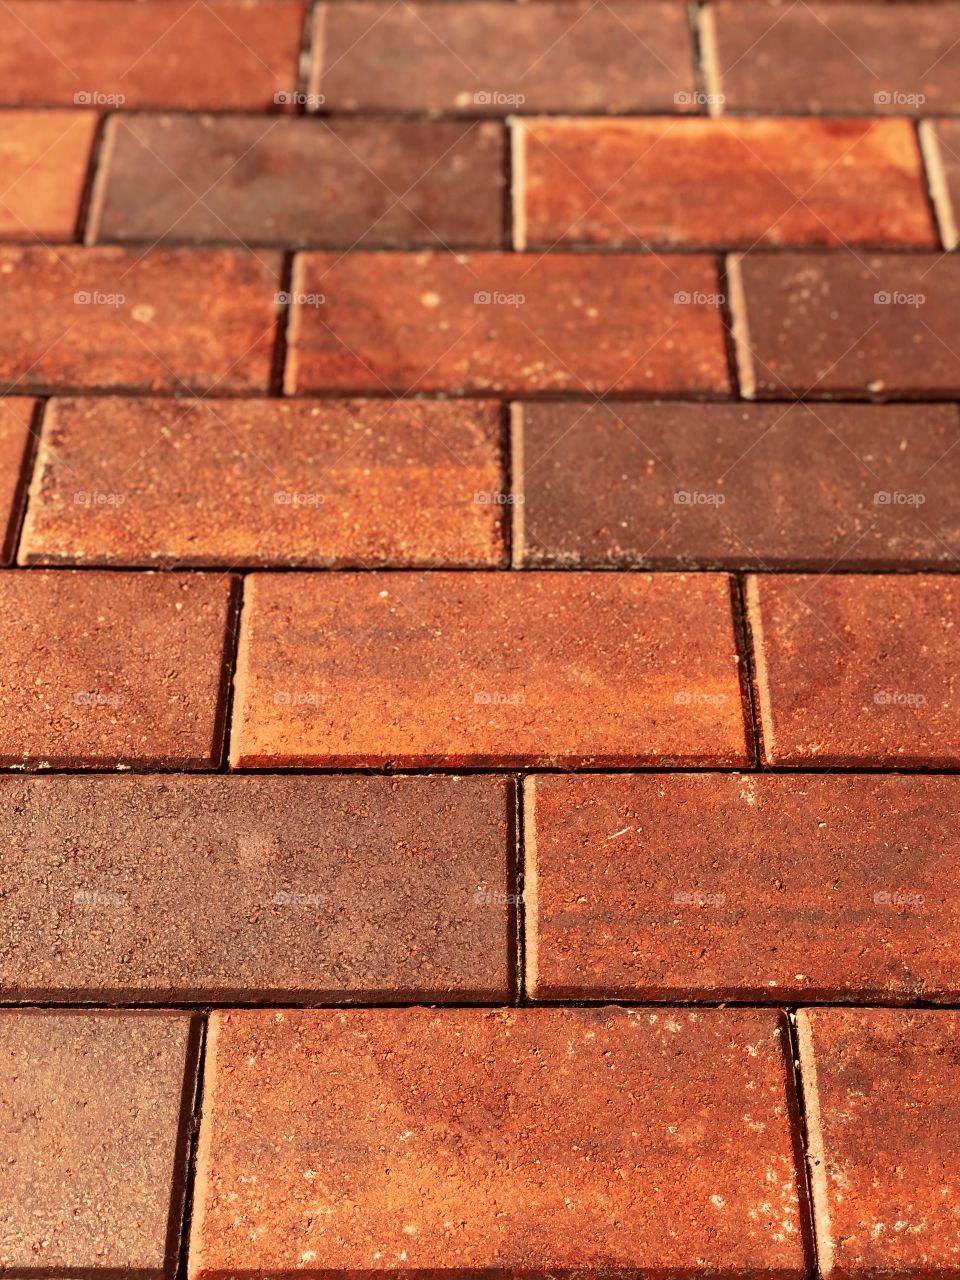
0, 399, 34, 566
527, 772, 960, 1002
514, 401, 960, 570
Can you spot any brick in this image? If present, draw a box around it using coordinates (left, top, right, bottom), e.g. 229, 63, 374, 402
730, 252, 960, 398
920, 118, 960, 251
0, 570, 235, 769
0, 111, 96, 240
748, 573, 960, 767
514, 401, 960, 570
0, 0, 305, 109
286, 252, 729, 394
0, 1009, 197, 1276
0, 774, 512, 1001
527, 772, 960, 1003
88, 115, 504, 248
190, 1007, 806, 1278
798, 1009, 960, 1276
702, 2, 960, 114
515, 117, 933, 250
233, 571, 748, 767
0, 399, 34, 566
0, 246, 279, 393
19, 397, 506, 568
312, 0, 696, 114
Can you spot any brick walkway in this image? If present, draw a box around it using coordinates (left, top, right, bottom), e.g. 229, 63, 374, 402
2, 2, 960, 1277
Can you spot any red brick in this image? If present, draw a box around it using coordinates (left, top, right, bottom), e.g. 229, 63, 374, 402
0, 246, 279, 393
88, 115, 504, 248
190, 1007, 806, 1278
748, 573, 960, 767
920, 118, 960, 250
0, 570, 236, 769
19, 397, 506, 568
514, 401, 960, 570
527, 772, 960, 1002
0, 398, 34, 566
0, 774, 512, 1001
0, 0, 305, 109
798, 1009, 960, 1276
313, 0, 696, 113
730, 252, 960, 398
0, 1009, 197, 1276
0, 111, 96, 240
285, 252, 730, 395
515, 117, 933, 249
231, 571, 749, 767
702, 2, 960, 114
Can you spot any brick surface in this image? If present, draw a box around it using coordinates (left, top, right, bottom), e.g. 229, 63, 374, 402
526, 773, 960, 1002
88, 115, 504, 248
0, 399, 34, 566
748, 573, 960, 767
514, 117, 933, 249
19, 397, 506, 568
0, 0, 305, 109
798, 1009, 960, 1277
0, 111, 97, 240
0, 570, 236, 769
0, 246, 279, 393
514, 401, 960, 570
313, 0, 696, 114
0, 775, 512, 1001
231, 571, 749, 767
190, 1007, 806, 1279
703, 2, 960, 114
285, 252, 730, 394
0, 1009, 197, 1276
731, 252, 960, 398
921, 118, 960, 251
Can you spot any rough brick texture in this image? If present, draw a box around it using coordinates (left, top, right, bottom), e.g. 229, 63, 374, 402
190, 1007, 807, 1278
0, 399, 33, 566
0, 111, 96, 239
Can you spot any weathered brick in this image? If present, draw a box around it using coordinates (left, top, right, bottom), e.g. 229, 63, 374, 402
231, 571, 749, 767
920, 118, 960, 251
514, 401, 960, 570
0, 111, 96, 239
88, 115, 504, 248
190, 1007, 806, 1278
0, 570, 236, 769
313, 0, 696, 113
0, 246, 279, 393
798, 1009, 960, 1276
0, 774, 512, 1001
515, 117, 933, 249
0, 399, 34, 566
730, 252, 960, 398
286, 252, 729, 394
527, 772, 960, 1002
19, 397, 506, 568
703, 2, 960, 114
748, 573, 960, 766
0, 1009, 197, 1276
0, 0, 305, 109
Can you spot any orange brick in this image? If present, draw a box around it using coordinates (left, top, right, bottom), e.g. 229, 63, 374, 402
0, 399, 34, 565
0, 111, 96, 240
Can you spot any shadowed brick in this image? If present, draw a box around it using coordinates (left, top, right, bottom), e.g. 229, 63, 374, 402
0, 570, 236, 769
515, 117, 933, 249
731, 252, 960, 398
190, 1007, 806, 1279
0, 0, 305, 109
286, 251, 729, 394
0, 775, 512, 1001
0, 111, 97, 240
19, 397, 506, 568
0, 1009, 197, 1277
526, 773, 960, 1002
231, 571, 749, 767
0, 246, 280, 393
748, 573, 960, 767
798, 1009, 960, 1276
514, 401, 960, 570
0, 399, 34, 565
88, 115, 504, 248
313, 0, 696, 114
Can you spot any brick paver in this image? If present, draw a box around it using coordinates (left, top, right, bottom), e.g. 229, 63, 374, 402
0, 111, 97, 239
0, 399, 34, 566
